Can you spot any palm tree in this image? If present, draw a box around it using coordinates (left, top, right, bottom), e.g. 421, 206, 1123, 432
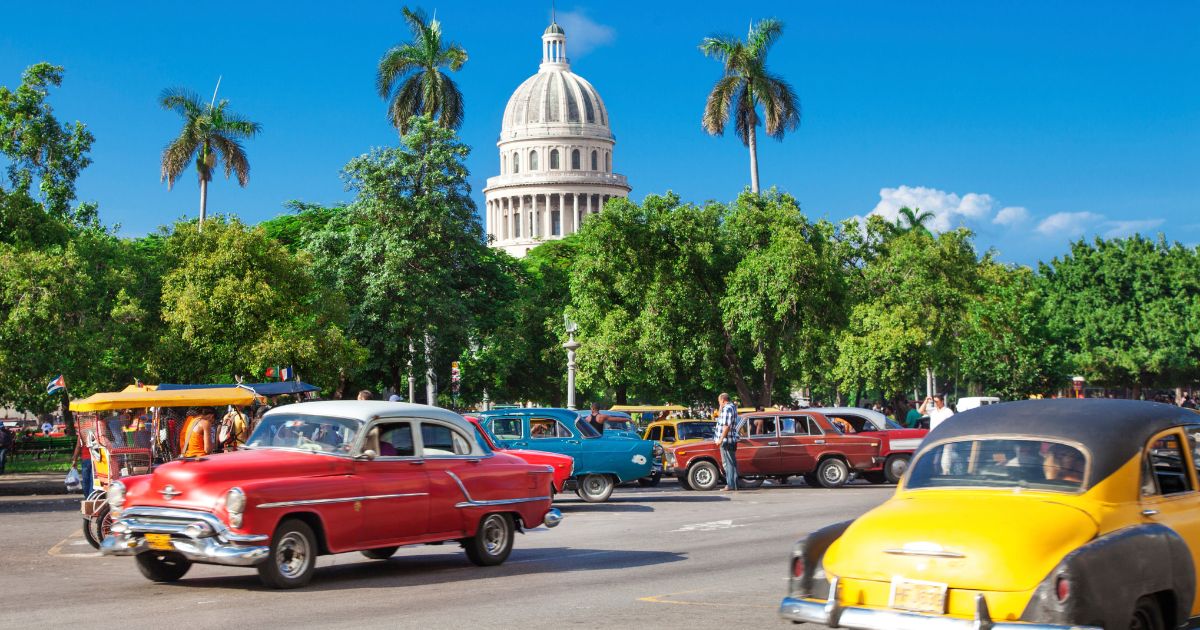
893, 206, 935, 235
377, 7, 468, 134
159, 87, 261, 231
700, 18, 801, 194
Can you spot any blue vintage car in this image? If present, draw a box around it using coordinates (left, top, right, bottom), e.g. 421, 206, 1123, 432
575, 410, 640, 439
478, 408, 656, 502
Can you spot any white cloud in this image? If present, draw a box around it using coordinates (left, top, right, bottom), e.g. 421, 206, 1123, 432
557, 9, 615, 57
993, 206, 1029, 226
1102, 219, 1165, 239
1036, 212, 1104, 237
868, 185, 996, 232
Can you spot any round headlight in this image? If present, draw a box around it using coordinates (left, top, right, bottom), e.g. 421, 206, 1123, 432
224, 487, 246, 528
107, 480, 126, 510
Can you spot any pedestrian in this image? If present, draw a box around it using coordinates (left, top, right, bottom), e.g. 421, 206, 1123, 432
919, 394, 955, 431
903, 399, 922, 428
41, 420, 53, 436
180, 407, 215, 458
1181, 394, 1197, 410
69, 425, 94, 497
584, 403, 617, 435
0, 423, 13, 475
220, 405, 251, 451
388, 394, 402, 402
714, 392, 739, 492
357, 390, 374, 401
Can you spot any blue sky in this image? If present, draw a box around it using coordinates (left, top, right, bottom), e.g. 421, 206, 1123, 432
1, 1, 1196, 264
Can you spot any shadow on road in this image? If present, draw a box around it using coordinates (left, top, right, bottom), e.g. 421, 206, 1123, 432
0, 497, 80, 514
173, 546, 688, 592
555, 502, 653, 513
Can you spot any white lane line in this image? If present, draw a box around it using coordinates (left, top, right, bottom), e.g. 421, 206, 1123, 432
670, 519, 746, 532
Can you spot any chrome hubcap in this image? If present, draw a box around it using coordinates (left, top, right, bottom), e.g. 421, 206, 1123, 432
891, 458, 908, 477
695, 468, 713, 486
824, 466, 844, 483
482, 515, 508, 555
584, 476, 605, 495
276, 532, 310, 579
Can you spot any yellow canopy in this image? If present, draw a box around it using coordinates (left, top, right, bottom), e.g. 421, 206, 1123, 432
608, 405, 686, 413
70, 387, 258, 412
120, 384, 158, 392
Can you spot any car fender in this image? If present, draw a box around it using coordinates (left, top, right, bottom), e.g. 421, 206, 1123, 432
1020, 523, 1195, 628
790, 520, 855, 599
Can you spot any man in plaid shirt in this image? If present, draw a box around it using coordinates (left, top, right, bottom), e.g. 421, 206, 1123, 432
714, 392, 739, 491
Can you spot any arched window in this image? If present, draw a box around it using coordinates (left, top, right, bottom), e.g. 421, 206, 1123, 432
606, 152, 611, 173
571, 149, 581, 170
513, 152, 520, 173
530, 150, 539, 170
550, 149, 560, 169
590, 150, 598, 171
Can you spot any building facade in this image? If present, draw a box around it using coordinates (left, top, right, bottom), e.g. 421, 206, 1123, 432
484, 21, 630, 258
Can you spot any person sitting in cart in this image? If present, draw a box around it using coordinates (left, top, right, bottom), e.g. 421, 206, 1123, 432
180, 407, 214, 457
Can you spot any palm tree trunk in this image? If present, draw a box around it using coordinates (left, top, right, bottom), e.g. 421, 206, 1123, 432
198, 178, 209, 232
748, 124, 760, 194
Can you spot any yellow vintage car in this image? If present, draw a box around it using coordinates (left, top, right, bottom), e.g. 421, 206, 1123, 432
780, 399, 1200, 630
640, 417, 716, 448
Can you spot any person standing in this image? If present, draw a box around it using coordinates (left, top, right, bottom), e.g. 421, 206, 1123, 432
180, 407, 214, 458
69, 426, 94, 497
714, 392, 740, 492
903, 399, 922, 428
919, 394, 955, 430
0, 423, 12, 474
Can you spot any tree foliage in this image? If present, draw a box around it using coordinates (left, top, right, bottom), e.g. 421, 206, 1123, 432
377, 7, 468, 134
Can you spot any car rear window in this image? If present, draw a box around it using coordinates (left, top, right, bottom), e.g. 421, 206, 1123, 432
907, 438, 1088, 492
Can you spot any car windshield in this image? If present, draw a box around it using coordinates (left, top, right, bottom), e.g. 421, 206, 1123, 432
246, 414, 361, 454
907, 438, 1088, 492
884, 418, 904, 430
678, 422, 716, 440
576, 418, 601, 438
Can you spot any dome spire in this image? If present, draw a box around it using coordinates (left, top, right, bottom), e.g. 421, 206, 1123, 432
541, 14, 568, 70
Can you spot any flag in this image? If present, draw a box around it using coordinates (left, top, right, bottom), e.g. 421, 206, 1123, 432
280, 365, 294, 381
265, 366, 277, 378
46, 375, 66, 395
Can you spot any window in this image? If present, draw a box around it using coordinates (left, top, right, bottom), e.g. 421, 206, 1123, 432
647, 426, 661, 441
513, 152, 520, 173
571, 149, 581, 170
780, 416, 822, 436
420, 423, 472, 456
248, 414, 362, 453
591, 150, 598, 170
575, 418, 601, 438
662, 425, 677, 443
530, 418, 558, 439
551, 210, 561, 235
550, 149, 560, 169
1146, 431, 1194, 496
747, 416, 777, 437
530, 150, 539, 170
490, 417, 524, 440
677, 422, 715, 441
908, 439, 1087, 492
374, 422, 415, 457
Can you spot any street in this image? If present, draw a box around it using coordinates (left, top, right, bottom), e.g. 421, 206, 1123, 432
0, 480, 892, 629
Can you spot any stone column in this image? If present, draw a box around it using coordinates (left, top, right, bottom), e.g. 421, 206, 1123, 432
544, 193, 553, 237
568, 192, 578, 234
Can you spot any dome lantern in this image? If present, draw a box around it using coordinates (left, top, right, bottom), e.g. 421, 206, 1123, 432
541, 22, 568, 70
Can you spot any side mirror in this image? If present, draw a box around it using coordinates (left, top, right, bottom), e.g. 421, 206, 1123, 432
356, 449, 378, 461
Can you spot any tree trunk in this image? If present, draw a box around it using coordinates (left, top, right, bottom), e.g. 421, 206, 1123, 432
748, 124, 760, 194
60, 391, 74, 437
717, 326, 755, 405
615, 383, 628, 406
198, 178, 208, 232
758, 350, 775, 408
407, 339, 416, 402
424, 332, 436, 405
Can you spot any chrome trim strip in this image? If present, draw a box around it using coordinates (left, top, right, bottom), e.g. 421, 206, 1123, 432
116, 506, 269, 543
883, 549, 966, 559
256, 493, 428, 509
445, 470, 549, 509
778, 596, 1100, 629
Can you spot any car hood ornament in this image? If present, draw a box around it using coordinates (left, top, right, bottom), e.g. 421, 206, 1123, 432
160, 485, 182, 500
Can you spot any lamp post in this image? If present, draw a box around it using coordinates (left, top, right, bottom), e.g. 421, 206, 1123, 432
563, 314, 581, 410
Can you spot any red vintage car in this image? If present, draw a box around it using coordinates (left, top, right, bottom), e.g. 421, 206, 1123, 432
809, 407, 928, 484
464, 415, 574, 493
100, 401, 563, 588
664, 410, 881, 490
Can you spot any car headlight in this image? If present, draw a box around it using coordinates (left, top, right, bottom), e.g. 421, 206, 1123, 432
653, 443, 664, 457
224, 487, 246, 528
107, 480, 126, 517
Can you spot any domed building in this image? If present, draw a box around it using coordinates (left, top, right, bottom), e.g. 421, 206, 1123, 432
484, 21, 631, 257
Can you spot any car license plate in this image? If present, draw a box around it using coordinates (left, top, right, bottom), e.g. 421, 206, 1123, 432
890, 577, 947, 614
144, 533, 174, 551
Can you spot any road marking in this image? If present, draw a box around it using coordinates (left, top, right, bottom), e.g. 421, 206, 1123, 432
670, 519, 746, 533
639, 590, 770, 609
47, 529, 100, 558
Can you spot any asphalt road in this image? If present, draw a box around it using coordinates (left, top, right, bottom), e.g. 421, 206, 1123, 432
0, 479, 893, 629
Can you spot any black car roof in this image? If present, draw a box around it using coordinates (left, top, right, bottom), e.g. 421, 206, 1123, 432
928, 399, 1199, 483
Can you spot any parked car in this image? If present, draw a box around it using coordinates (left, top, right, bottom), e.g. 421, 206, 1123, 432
464, 415, 574, 493
642, 417, 716, 448
780, 399, 1200, 629
810, 407, 928, 484
575, 410, 641, 439
664, 410, 881, 490
956, 395, 1000, 411
478, 408, 655, 502
100, 401, 563, 589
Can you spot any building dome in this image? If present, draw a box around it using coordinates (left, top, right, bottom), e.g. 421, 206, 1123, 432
483, 20, 630, 259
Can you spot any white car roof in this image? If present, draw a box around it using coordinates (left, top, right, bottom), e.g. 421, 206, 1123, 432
265, 401, 474, 433
807, 407, 888, 430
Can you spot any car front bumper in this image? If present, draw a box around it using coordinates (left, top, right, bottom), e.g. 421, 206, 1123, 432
100, 506, 269, 567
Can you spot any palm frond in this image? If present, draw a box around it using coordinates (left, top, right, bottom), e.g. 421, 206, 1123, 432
390, 74, 425, 132
401, 6, 430, 40
209, 134, 250, 186
748, 18, 785, 59
219, 112, 262, 139
442, 42, 468, 71
436, 71, 464, 129
756, 73, 801, 139
159, 87, 204, 118
702, 74, 741, 136
733, 84, 758, 147
377, 44, 426, 98
160, 121, 203, 189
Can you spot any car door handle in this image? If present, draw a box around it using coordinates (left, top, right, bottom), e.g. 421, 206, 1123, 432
814, 440, 825, 444
768, 442, 778, 446
410, 460, 425, 466
566, 440, 581, 445
512, 442, 527, 447
1142, 509, 1159, 517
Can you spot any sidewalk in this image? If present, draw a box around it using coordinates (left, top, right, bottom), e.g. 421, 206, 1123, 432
0, 472, 73, 497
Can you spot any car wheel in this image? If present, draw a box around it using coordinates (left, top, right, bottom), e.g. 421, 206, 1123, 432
687, 461, 721, 491
862, 471, 887, 484
1130, 596, 1165, 630
816, 458, 850, 489
801, 473, 820, 487
577, 474, 615, 502
135, 551, 192, 583
360, 546, 399, 560
464, 513, 514, 567
257, 519, 318, 589
738, 476, 764, 489
884, 454, 910, 484
637, 473, 662, 487
676, 475, 694, 491
82, 517, 100, 549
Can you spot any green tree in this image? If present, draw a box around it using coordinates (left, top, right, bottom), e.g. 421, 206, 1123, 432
152, 216, 364, 390
1040, 235, 1200, 393
700, 18, 801, 194
259, 201, 344, 252
890, 206, 934, 236
159, 87, 261, 231
377, 6, 468, 134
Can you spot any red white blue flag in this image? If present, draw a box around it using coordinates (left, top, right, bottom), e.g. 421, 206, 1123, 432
280, 366, 294, 381
46, 375, 66, 395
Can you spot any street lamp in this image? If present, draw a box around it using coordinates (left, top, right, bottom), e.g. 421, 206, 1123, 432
563, 314, 581, 410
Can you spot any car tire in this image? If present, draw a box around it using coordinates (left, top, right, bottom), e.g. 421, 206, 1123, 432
577, 474, 616, 502
637, 473, 662, 487
676, 475, 694, 491
82, 517, 101, 549
738, 476, 764, 489
360, 546, 399, 560
1130, 595, 1165, 630
687, 461, 721, 491
884, 454, 910, 484
862, 471, 887, 484
135, 551, 192, 583
257, 519, 318, 589
816, 458, 850, 489
801, 473, 820, 487
463, 513, 514, 567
